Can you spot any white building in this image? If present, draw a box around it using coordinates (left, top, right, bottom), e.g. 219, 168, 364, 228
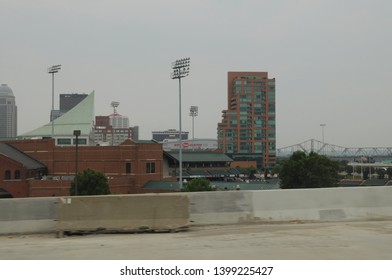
109, 113, 129, 129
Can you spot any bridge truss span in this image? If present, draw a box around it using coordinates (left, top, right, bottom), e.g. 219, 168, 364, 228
277, 139, 392, 160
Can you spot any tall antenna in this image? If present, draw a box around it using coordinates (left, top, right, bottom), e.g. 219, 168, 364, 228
111, 101, 120, 114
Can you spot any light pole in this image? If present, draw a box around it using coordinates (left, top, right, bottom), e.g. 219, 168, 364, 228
73, 130, 81, 196
48, 64, 61, 139
189, 106, 198, 149
320, 124, 326, 143
171, 57, 190, 189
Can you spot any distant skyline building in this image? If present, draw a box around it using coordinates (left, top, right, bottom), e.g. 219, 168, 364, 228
51, 93, 88, 121
152, 129, 189, 142
110, 113, 129, 129
0, 84, 17, 138
94, 104, 139, 145
217, 72, 276, 168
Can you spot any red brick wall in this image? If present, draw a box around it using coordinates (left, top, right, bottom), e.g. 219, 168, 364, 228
0, 154, 29, 197
6, 139, 163, 196
28, 179, 71, 197
230, 161, 258, 169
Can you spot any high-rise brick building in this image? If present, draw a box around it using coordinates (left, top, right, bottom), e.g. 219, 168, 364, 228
217, 72, 276, 168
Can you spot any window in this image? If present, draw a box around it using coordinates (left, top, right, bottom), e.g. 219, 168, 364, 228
244, 86, 252, 94
229, 116, 237, 127
268, 92, 275, 102
226, 143, 233, 153
268, 103, 275, 113
57, 138, 71, 145
15, 170, 21, 179
4, 170, 11, 180
125, 163, 131, 174
254, 142, 262, 152
146, 162, 156, 174
240, 142, 252, 153
254, 129, 262, 140
73, 138, 87, 145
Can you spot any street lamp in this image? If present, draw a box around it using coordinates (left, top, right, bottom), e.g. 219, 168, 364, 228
73, 129, 81, 196
48, 64, 61, 139
171, 57, 190, 189
320, 124, 326, 143
189, 106, 198, 149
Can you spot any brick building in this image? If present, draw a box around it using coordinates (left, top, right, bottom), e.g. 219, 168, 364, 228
1, 138, 163, 198
217, 72, 276, 168
0, 142, 46, 197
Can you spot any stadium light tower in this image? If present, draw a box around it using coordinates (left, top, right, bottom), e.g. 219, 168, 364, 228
48, 64, 61, 138
171, 57, 190, 189
189, 106, 198, 144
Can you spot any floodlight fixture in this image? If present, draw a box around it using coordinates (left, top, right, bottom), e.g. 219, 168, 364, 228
189, 106, 198, 117
48, 64, 61, 74
111, 101, 120, 114
171, 57, 190, 79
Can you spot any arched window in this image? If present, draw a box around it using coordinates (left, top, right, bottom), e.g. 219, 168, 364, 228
15, 170, 21, 179
4, 170, 11, 180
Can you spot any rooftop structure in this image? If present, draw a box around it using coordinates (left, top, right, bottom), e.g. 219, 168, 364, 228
20, 91, 95, 146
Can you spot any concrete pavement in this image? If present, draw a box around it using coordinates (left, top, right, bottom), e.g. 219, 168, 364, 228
1, 220, 391, 260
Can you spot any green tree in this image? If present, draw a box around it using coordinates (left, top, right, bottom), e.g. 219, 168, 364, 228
182, 178, 214, 192
386, 168, 392, 180
70, 168, 110, 196
279, 151, 339, 189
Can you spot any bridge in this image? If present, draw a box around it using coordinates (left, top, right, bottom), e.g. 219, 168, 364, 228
277, 139, 392, 160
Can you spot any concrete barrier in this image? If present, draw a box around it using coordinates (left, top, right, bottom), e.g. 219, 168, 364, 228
188, 191, 253, 225
57, 193, 189, 236
0, 197, 58, 234
189, 186, 392, 225
1, 187, 392, 235
251, 187, 392, 222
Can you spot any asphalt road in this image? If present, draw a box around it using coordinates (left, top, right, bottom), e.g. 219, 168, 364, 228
1, 220, 392, 260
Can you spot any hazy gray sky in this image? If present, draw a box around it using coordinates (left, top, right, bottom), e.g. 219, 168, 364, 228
1, 0, 391, 148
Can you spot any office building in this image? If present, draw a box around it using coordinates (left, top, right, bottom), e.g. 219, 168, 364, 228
217, 72, 276, 168
94, 115, 139, 146
0, 84, 17, 138
51, 93, 88, 121
60, 93, 88, 111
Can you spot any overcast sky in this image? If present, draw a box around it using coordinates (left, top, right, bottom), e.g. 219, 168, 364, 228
1, 0, 391, 148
